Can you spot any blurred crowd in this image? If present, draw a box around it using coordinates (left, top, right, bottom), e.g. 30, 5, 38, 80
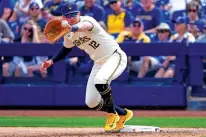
1, 0, 206, 80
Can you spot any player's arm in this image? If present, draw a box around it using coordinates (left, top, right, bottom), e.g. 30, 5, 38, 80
51, 46, 72, 63
74, 21, 93, 32
61, 20, 93, 32
40, 46, 72, 73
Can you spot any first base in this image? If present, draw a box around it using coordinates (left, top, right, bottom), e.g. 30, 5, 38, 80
120, 125, 160, 133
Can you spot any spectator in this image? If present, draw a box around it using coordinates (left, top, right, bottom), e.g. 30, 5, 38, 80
28, 2, 47, 31
105, 0, 134, 38
8, 0, 43, 40
116, 18, 151, 77
80, 0, 106, 29
1, 18, 15, 77
135, 0, 163, 33
0, 19, 14, 43
156, 22, 172, 42
43, 0, 67, 20
155, 0, 171, 21
9, 0, 43, 23
0, 0, 15, 21
138, 23, 172, 78
80, 0, 105, 22
188, 21, 202, 39
171, 16, 195, 43
155, 16, 195, 78
186, 1, 204, 31
196, 24, 206, 42
187, 0, 206, 19
10, 20, 47, 77
154, 23, 173, 78
123, 0, 142, 17
116, 18, 149, 43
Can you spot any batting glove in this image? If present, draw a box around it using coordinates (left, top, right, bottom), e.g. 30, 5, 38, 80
40, 60, 53, 74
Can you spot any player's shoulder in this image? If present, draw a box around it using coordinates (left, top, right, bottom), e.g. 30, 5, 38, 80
80, 16, 97, 23
81, 16, 95, 20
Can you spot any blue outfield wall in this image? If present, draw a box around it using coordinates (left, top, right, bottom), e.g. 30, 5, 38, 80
0, 84, 186, 107
0, 42, 205, 107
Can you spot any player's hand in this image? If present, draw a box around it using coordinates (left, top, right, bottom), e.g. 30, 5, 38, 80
69, 57, 78, 65
40, 60, 53, 74
61, 20, 72, 31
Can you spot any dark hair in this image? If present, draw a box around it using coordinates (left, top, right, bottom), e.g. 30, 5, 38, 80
186, 1, 199, 11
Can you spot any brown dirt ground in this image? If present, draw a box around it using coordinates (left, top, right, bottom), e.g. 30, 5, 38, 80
0, 127, 205, 137
0, 110, 205, 137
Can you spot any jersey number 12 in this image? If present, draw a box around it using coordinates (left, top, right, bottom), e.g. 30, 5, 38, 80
89, 40, 99, 49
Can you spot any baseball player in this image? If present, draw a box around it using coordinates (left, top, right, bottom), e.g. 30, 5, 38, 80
40, 2, 133, 132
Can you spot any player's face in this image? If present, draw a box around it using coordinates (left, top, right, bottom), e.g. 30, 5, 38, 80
63, 12, 80, 25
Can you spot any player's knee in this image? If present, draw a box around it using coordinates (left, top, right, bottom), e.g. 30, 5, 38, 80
95, 84, 110, 92
85, 98, 99, 108
95, 84, 112, 98
93, 98, 107, 111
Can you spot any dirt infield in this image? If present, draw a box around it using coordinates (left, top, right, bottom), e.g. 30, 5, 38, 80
0, 127, 205, 137
0, 110, 205, 137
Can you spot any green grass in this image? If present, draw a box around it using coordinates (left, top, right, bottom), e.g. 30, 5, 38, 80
0, 117, 206, 128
